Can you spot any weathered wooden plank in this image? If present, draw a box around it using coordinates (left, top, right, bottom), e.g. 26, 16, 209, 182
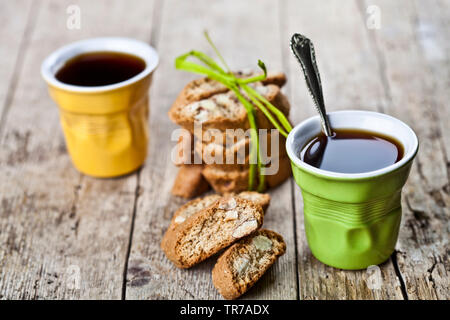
410, 4, 450, 296
0, 0, 35, 131
283, 0, 404, 299
125, 0, 298, 300
0, 0, 156, 299
1, 0, 447, 301
413, 0, 450, 174
363, 0, 449, 300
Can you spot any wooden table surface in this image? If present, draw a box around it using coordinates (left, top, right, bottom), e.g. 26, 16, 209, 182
0, 0, 448, 300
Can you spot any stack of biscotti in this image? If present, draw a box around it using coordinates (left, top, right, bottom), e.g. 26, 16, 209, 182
161, 191, 286, 299
169, 71, 292, 197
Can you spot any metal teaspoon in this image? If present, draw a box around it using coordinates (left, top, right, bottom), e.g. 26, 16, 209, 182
290, 33, 333, 136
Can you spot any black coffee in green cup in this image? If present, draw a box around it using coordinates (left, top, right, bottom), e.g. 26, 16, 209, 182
299, 128, 404, 174
286, 110, 419, 270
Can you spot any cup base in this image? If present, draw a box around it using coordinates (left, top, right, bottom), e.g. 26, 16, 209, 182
73, 161, 144, 178
309, 247, 393, 270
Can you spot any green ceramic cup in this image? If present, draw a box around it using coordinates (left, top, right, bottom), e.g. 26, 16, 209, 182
286, 110, 418, 270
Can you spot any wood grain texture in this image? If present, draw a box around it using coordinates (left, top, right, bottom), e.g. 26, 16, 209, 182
363, 0, 449, 300
124, 0, 298, 300
0, 0, 155, 299
0, 0, 35, 131
412, 0, 450, 176
283, 0, 404, 299
0, 0, 448, 300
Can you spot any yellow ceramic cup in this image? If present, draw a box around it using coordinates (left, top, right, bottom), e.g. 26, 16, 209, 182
41, 38, 158, 177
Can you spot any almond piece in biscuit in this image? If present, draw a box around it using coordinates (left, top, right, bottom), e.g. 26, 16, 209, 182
212, 229, 286, 300
161, 196, 263, 268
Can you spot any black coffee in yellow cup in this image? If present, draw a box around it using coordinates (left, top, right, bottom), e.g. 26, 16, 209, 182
41, 38, 159, 177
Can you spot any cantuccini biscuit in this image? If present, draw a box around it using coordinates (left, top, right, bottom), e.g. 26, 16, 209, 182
195, 132, 287, 171
169, 84, 290, 136
161, 191, 270, 250
212, 229, 286, 300
202, 155, 291, 194
169, 71, 287, 111
171, 164, 210, 199
201, 166, 250, 194
235, 191, 270, 212
161, 196, 264, 268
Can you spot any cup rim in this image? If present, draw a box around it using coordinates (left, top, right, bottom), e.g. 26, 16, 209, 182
286, 110, 419, 180
41, 37, 159, 93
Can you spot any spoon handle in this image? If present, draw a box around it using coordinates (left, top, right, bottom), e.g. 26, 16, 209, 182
290, 33, 333, 136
